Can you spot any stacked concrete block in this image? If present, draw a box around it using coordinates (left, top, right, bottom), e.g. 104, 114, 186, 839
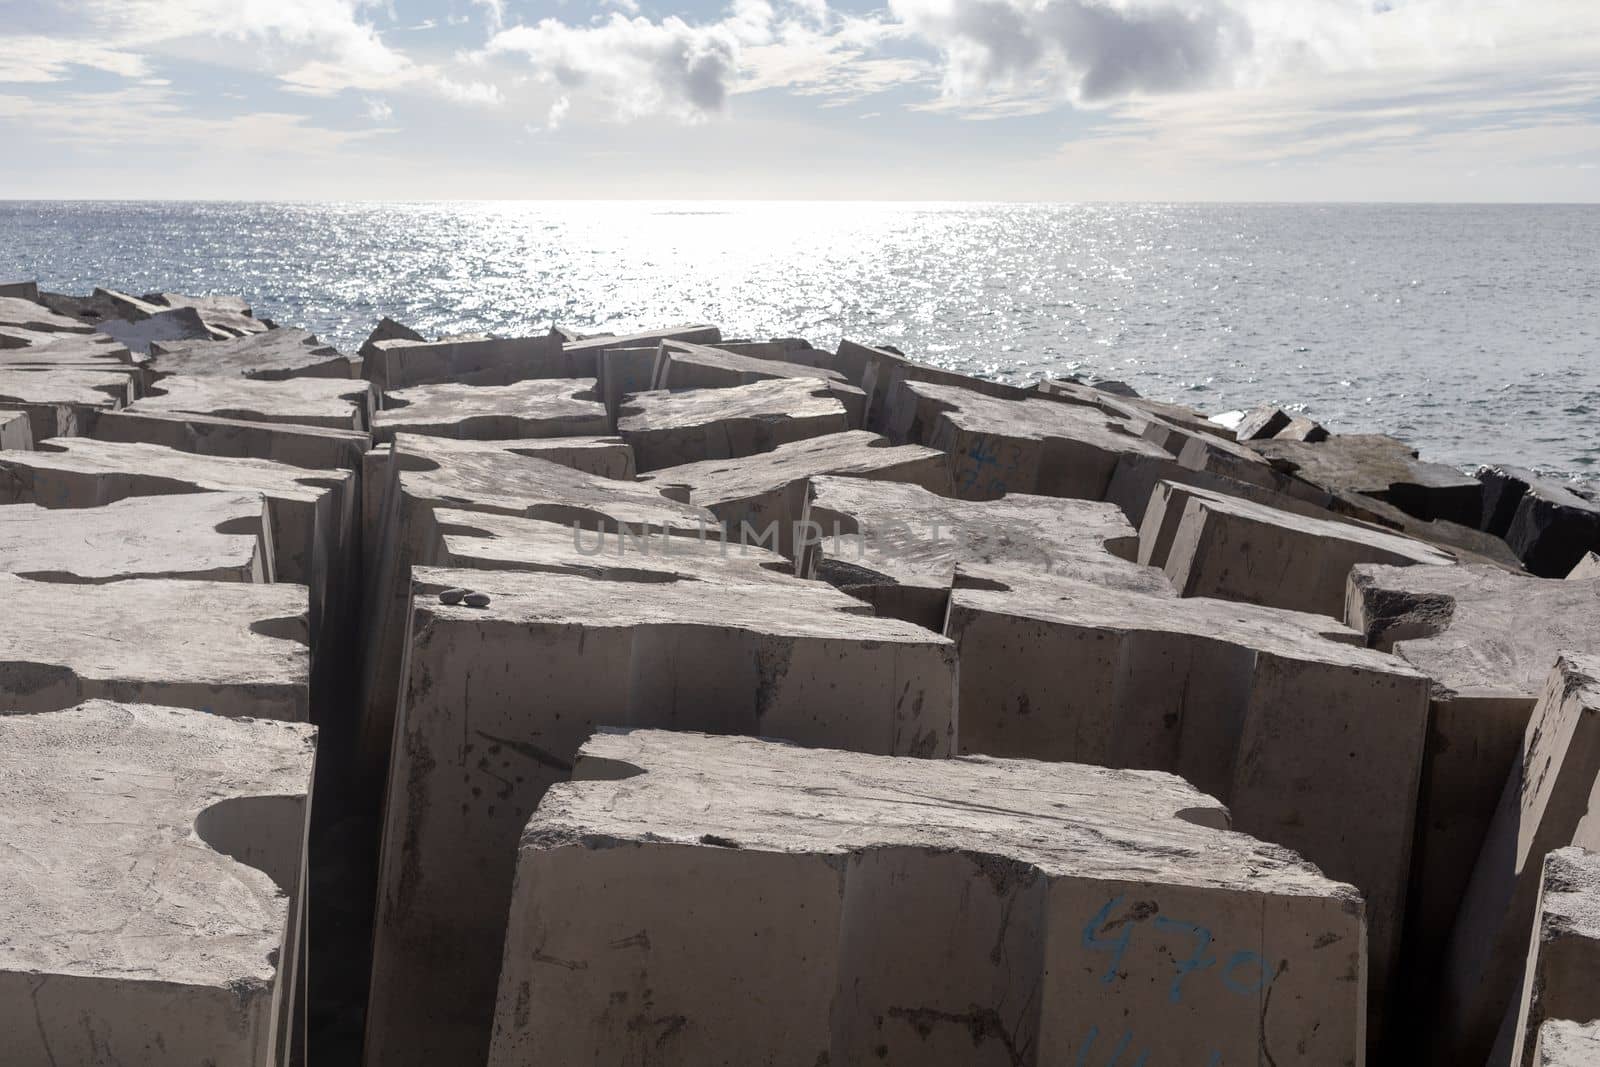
644, 430, 953, 556
1147, 481, 1455, 617
887, 378, 1180, 502
149, 327, 355, 380
619, 376, 850, 471
1346, 562, 1600, 1022
559, 324, 722, 379
799, 474, 1171, 628
130, 373, 374, 431
1034, 378, 1238, 445
0, 279, 40, 300
647, 340, 867, 428
94, 409, 368, 470
1478, 465, 1600, 578
359, 316, 424, 357
594, 343, 659, 419
0, 491, 273, 582
489, 728, 1367, 1066
366, 567, 958, 1067
1254, 433, 1485, 528
1504, 847, 1600, 1067
0, 573, 309, 720
0, 408, 31, 449
946, 570, 1429, 1036
372, 378, 607, 444
0, 294, 97, 334
847, 339, 1033, 436
1234, 403, 1292, 440
0, 701, 315, 1067
1435, 653, 1600, 1065
0, 366, 135, 440
362, 332, 571, 391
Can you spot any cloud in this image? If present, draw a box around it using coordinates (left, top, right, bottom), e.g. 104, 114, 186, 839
0, 36, 151, 83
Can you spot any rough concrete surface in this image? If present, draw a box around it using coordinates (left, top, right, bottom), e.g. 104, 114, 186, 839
0, 573, 310, 720
366, 566, 958, 1067
619, 376, 850, 471
0, 366, 134, 440
131, 373, 373, 431
0, 490, 273, 582
1533, 1019, 1600, 1067
0, 408, 31, 449
1571, 552, 1600, 580
94, 408, 369, 470
373, 378, 607, 444
150, 327, 354, 381
490, 727, 1366, 1067
0, 700, 315, 1067
0, 294, 97, 334
1254, 434, 1484, 527
650, 337, 845, 390
1506, 847, 1600, 1067
363, 333, 574, 391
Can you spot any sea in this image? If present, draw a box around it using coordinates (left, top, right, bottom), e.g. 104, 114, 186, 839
3, 200, 1595, 486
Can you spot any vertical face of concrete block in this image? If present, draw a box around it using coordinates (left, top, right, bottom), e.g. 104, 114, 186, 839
364, 333, 574, 391
367, 569, 957, 1067
618, 377, 850, 472
651, 338, 846, 393
0, 409, 32, 449
1439, 653, 1600, 1065
1507, 846, 1600, 1067
489, 729, 1366, 1067
93, 409, 369, 470
0, 701, 315, 1067
0, 367, 133, 440
0, 574, 311, 721
372, 378, 608, 444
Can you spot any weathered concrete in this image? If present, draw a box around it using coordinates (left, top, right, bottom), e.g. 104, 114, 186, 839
559, 324, 721, 380
889, 378, 1180, 502
644, 430, 953, 556
1437, 654, 1600, 1066
1277, 415, 1330, 443
1346, 562, 1600, 1019
0, 491, 272, 583
373, 378, 607, 444
1035, 377, 1237, 445
1504, 847, 1600, 1067
0, 295, 97, 334
364, 332, 575, 391
99, 306, 214, 354
594, 344, 659, 419
1477, 465, 1600, 578
0, 280, 38, 301
0, 409, 30, 450
435, 508, 806, 588
800, 474, 1170, 628
94, 409, 368, 470
1532, 1020, 1600, 1067
0, 366, 134, 440
356, 436, 713, 789
847, 340, 1032, 435
131, 373, 373, 431
651, 337, 846, 390
139, 291, 269, 340
946, 571, 1429, 1034
367, 567, 958, 1067
359, 316, 424, 358
1235, 404, 1292, 441
150, 327, 354, 381
0, 701, 315, 1067
0, 332, 133, 369
0, 574, 310, 720
1571, 551, 1600, 580
619, 377, 850, 471
1151, 481, 1454, 617
489, 727, 1366, 1067
1253, 434, 1484, 527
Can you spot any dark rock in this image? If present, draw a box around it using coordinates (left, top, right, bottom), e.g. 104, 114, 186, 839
1477, 465, 1600, 577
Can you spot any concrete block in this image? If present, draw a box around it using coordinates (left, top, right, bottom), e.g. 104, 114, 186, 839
139, 291, 268, 339
489, 727, 1367, 1067
356, 435, 713, 789
0, 574, 310, 720
1437, 653, 1600, 1065
131, 373, 374, 431
359, 316, 424, 357
149, 327, 354, 381
1506, 847, 1600, 1067
363, 333, 572, 391
642, 430, 952, 557
0, 409, 30, 450
650, 338, 846, 391
0, 491, 272, 582
1347, 562, 1600, 1018
99, 306, 214, 354
1035, 377, 1237, 445
0, 280, 38, 300
619, 377, 850, 471
1571, 552, 1600, 580
888, 378, 1180, 502
0, 367, 134, 440
0, 332, 133, 369
373, 378, 608, 444
1154, 482, 1454, 617
1477, 466, 1600, 578
1253, 434, 1484, 528
0, 701, 315, 1067
845, 339, 1031, 435
1533, 1020, 1600, 1067
594, 343, 658, 420
946, 572, 1429, 1033
94, 409, 368, 470
0, 294, 97, 334
559, 324, 721, 379
1235, 404, 1292, 440
1277, 415, 1330, 443
366, 568, 957, 1067
799, 474, 1170, 629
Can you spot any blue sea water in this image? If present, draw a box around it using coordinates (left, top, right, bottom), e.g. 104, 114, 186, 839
2, 200, 1595, 484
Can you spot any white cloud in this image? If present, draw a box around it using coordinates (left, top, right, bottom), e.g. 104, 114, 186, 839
0, 36, 151, 83
365, 96, 394, 120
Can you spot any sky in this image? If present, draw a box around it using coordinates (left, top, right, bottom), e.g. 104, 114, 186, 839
0, 0, 1596, 200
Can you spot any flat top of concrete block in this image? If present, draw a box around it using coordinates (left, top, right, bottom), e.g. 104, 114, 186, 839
97, 408, 370, 446
0, 295, 97, 334
951, 569, 1408, 670
0, 367, 132, 406
807, 474, 1171, 596
533, 728, 1357, 899
1348, 563, 1600, 698
1177, 481, 1457, 564
8, 437, 351, 504
1542, 846, 1600, 943
658, 339, 844, 384
395, 435, 711, 532
0, 574, 309, 693
642, 430, 947, 503
0, 491, 268, 581
0, 700, 313, 984
436, 509, 805, 588
413, 566, 947, 644
562, 325, 720, 353
132, 374, 368, 424
1254, 434, 1479, 493
620, 376, 845, 430
903, 378, 1175, 459
1572, 552, 1600, 580
149, 327, 345, 379
0, 332, 132, 364
377, 378, 603, 427
388, 432, 627, 464
1540, 1019, 1600, 1065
